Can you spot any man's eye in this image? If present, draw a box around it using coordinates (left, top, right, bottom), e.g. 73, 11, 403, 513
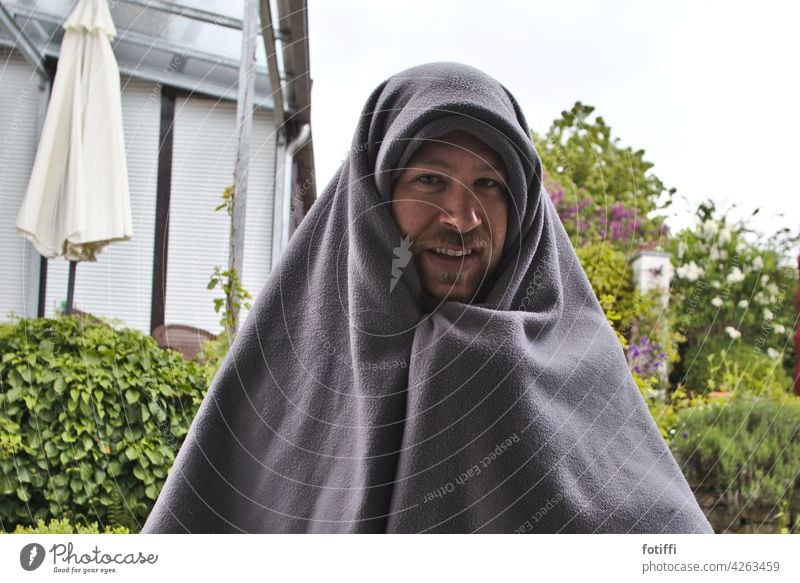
416, 174, 442, 185
476, 178, 501, 189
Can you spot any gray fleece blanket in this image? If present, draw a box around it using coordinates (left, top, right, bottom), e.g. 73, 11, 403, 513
142, 62, 712, 533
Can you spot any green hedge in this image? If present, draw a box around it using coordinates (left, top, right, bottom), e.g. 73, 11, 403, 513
4, 517, 129, 534
0, 316, 207, 532
671, 396, 800, 532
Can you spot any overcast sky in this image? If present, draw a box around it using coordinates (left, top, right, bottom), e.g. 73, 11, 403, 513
307, 0, 799, 245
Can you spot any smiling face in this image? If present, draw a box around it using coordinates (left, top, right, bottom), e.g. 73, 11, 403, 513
390, 131, 508, 305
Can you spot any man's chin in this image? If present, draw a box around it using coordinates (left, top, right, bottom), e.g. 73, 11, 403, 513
420, 283, 477, 311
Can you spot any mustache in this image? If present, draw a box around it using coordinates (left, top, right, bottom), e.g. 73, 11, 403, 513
414, 231, 489, 251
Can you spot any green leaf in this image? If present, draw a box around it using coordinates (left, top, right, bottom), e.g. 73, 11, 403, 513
144, 448, 164, 465
17, 467, 31, 483
125, 390, 140, 405
16, 486, 30, 502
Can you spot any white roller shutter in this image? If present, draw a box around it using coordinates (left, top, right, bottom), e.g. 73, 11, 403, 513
44, 79, 160, 332
166, 96, 275, 334
0, 48, 45, 322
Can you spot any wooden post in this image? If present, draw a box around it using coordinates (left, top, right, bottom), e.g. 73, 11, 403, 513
228, 0, 258, 340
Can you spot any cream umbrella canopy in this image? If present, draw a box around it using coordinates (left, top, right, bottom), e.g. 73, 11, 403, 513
16, 0, 131, 314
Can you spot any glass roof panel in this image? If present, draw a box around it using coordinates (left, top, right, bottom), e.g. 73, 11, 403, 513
1, 0, 274, 108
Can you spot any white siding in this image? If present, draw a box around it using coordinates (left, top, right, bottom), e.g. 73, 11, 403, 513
0, 49, 45, 321
166, 97, 275, 334
44, 79, 161, 331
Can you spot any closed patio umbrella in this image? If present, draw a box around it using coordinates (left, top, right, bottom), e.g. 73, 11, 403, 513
16, 0, 131, 314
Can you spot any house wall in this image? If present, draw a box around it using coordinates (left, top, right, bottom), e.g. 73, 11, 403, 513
166, 96, 276, 334
0, 48, 44, 322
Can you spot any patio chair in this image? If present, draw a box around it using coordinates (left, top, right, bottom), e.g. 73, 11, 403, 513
152, 324, 216, 361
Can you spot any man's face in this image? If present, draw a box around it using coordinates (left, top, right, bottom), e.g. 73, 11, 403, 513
390, 131, 508, 304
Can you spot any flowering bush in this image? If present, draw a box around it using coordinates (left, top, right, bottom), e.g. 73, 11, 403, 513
546, 174, 665, 247
626, 336, 667, 379
669, 200, 797, 387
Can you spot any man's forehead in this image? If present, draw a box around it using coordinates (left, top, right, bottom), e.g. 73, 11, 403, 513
407, 132, 507, 176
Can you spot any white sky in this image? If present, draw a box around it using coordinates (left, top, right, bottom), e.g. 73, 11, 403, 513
307, 0, 800, 245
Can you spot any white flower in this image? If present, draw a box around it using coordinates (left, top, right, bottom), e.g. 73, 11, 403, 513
711, 280, 721, 289
726, 267, 745, 283
761, 275, 769, 285
719, 226, 732, 244
725, 326, 742, 339
709, 247, 720, 261
764, 309, 774, 320
774, 324, 786, 334
738, 300, 749, 309
767, 283, 779, 295
754, 292, 767, 304
767, 348, 781, 360
702, 220, 718, 239
676, 261, 704, 282
711, 296, 723, 307
719, 249, 728, 260
752, 256, 764, 270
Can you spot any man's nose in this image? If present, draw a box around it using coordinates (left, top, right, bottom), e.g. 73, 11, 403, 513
438, 183, 482, 233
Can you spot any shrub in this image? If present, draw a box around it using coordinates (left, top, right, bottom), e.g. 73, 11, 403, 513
0, 316, 207, 532
576, 241, 659, 344
680, 339, 793, 398
195, 331, 230, 387
671, 396, 800, 532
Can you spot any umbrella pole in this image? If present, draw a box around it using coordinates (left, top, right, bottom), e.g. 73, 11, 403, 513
66, 260, 77, 315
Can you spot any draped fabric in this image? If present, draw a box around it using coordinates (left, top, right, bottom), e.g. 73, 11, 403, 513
142, 62, 712, 533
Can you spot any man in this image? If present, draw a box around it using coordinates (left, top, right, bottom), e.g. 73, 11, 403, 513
143, 62, 712, 533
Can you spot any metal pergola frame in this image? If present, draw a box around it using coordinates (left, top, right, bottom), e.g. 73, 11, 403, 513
0, 1, 46, 78
0, 0, 283, 110
0, 0, 315, 210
